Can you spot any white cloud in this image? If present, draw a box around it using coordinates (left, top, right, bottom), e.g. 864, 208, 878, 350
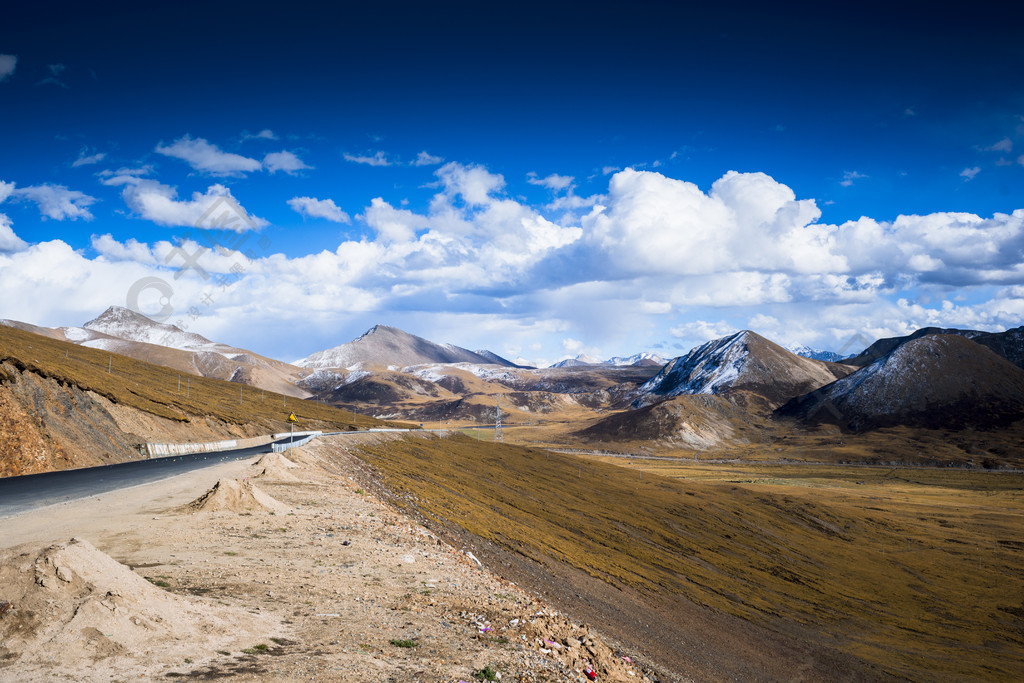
0, 182, 26, 252
90, 234, 159, 264
960, 166, 981, 180
3, 161, 1024, 363
121, 180, 266, 231
527, 172, 574, 191
840, 170, 867, 187
364, 197, 430, 243
241, 129, 277, 141
413, 151, 443, 166
155, 135, 261, 175
434, 162, 505, 206
72, 149, 106, 167
98, 166, 154, 186
287, 196, 350, 223
0, 54, 17, 82
343, 151, 391, 167
669, 320, 736, 342
13, 183, 96, 220
263, 150, 312, 174
984, 137, 1013, 153
0, 213, 25, 252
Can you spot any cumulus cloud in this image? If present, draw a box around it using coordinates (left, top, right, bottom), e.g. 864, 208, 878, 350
263, 150, 312, 174
12, 183, 96, 220
343, 151, 391, 166
0, 182, 26, 252
90, 234, 159, 264
288, 196, 350, 223
3, 161, 1023, 362
413, 151, 443, 166
363, 197, 430, 243
120, 180, 266, 231
0, 54, 17, 82
670, 320, 737, 342
156, 135, 261, 175
0, 213, 25, 252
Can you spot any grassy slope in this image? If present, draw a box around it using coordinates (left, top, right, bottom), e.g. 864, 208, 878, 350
0, 325, 385, 431
353, 434, 1024, 680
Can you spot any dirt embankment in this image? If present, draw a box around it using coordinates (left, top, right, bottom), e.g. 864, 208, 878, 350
0, 361, 271, 478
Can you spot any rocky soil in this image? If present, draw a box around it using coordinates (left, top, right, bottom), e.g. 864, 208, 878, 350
0, 434, 660, 682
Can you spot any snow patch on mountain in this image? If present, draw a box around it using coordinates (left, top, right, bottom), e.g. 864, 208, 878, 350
787, 344, 843, 362
635, 331, 750, 406
83, 306, 219, 352
550, 352, 665, 368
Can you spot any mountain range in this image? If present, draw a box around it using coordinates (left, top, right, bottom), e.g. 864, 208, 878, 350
549, 352, 665, 368
3, 306, 1023, 441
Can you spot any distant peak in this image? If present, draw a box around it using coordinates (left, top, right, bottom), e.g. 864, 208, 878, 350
85, 305, 152, 327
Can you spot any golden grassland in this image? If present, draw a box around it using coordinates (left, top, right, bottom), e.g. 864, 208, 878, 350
353, 434, 1024, 680
0, 325, 384, 431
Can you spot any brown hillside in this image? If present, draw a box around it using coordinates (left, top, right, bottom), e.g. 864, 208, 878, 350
780, 334, 1024, 431
0, 325, 389, 477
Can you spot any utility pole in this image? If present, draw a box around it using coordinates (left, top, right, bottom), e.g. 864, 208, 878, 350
494, 399, 503, 443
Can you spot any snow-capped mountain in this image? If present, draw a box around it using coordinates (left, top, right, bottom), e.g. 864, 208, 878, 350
549, 354, 603, 368
295, 325, 516, 370
779, 334, 1024, 431
2, 307, 309, 397
787, 344, 843, 363
549, 352, 665, 368
844, 326, 1024, 369
634, 330, 851, 408
607, 352, 665, 367
80, 306, 218, 351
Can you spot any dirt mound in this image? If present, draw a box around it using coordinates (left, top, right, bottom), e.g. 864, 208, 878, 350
185, 478, 290, 513
0, 538, 276, 681
249, 453, 301, 481
515, 608, 653, 681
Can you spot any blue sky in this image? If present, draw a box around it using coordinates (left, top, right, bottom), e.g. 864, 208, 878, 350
1, 1, 1023, 365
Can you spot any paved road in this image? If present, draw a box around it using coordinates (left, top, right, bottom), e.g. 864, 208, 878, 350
0, 436, 303, 519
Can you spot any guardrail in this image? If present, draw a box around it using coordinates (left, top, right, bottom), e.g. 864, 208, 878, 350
272, 434, 319, 452
145, 439, 240, 457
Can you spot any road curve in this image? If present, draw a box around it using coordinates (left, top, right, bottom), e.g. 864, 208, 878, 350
0, 436, 301, 519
